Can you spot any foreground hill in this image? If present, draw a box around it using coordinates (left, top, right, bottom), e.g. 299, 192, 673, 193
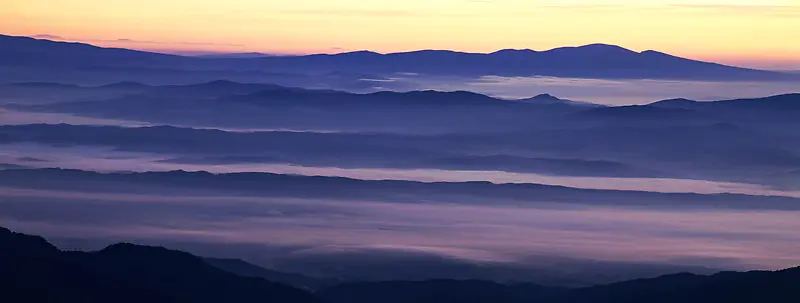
2, 227, 798, 303
0, 227, 319, 303
319, 268, 800, 303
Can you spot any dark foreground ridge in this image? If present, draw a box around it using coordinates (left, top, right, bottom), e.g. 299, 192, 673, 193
0, 226, 320, 303
2, 227, 798, 303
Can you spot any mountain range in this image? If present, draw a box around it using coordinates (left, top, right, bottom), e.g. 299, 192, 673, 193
0, 81, 600, 133
1, 168, 798, 210
2, 80, 799, 188
2, 227, 798, 303
1, 34, 797, 84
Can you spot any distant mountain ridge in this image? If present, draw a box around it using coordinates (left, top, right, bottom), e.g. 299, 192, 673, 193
1, 80, 587, 107
649, 93, 800, 111
1, 34, 796, 81
2, 168, 799, 210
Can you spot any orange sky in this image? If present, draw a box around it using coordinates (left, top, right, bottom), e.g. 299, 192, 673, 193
2, 0, 800, 69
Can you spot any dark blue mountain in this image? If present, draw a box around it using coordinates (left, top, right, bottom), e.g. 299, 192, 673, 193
2, 168, 799, 211
245, 43, 795, 80
650, 94, 800, 111
1, 34, 795, 81
0, 34, 191, 68
318, 267, 800, 303
647, 94, 800, 126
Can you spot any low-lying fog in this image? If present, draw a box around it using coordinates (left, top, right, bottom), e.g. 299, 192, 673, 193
3, 143, 799, 197
415, 76, 800, 105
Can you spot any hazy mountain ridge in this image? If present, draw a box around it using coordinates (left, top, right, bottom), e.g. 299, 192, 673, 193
649, 93, 800, 111
1, 34, 796, 81
2, 120, 799, 188
1, 168, 799, 210
5, 82, 798, 133
1, 80, 585, 107
2, 82, 599, 132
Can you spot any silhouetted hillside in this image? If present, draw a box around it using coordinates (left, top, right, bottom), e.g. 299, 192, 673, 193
319, 268, 800, 303
3, 227, 798, 303
0, 226, 320, 303
553, 267, 800, 303
0, 35, 191, 68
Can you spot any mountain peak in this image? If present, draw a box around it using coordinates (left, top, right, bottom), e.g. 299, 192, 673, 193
531, 93, 560, 101
492, 48, 537, 55
0, 226, 60, 256
583, 43, 630, 49
562, 43, 634, 51
517, 93, 568, 104
650, 98, 699, 107
339, 50, 382, 56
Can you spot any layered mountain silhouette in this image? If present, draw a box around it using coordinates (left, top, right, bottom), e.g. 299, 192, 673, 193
1, 168, 799, 210
1, 80, 585, 108
1, 34, 796, 81
6, 82, 798, 132
2, 81, 597, 132
3, 84, 800, 187
2, 227, 799, 303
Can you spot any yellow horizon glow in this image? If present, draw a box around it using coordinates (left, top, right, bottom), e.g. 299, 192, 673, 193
2, 0, 800, 68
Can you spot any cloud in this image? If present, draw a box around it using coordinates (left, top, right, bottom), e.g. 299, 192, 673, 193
279, 8, 470, 18
32, 34, 64, 40
668, 4, 800, 16
1, 175, 799, 273
27, 34, 245, 48
98, 38, 245, 47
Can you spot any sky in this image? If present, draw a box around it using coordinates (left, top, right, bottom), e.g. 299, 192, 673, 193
2, 0, 800, 69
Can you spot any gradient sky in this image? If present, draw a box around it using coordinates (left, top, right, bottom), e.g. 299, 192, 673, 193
3, 0, 800, 69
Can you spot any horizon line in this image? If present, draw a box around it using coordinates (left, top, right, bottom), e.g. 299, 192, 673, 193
6, 33, 799, 71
